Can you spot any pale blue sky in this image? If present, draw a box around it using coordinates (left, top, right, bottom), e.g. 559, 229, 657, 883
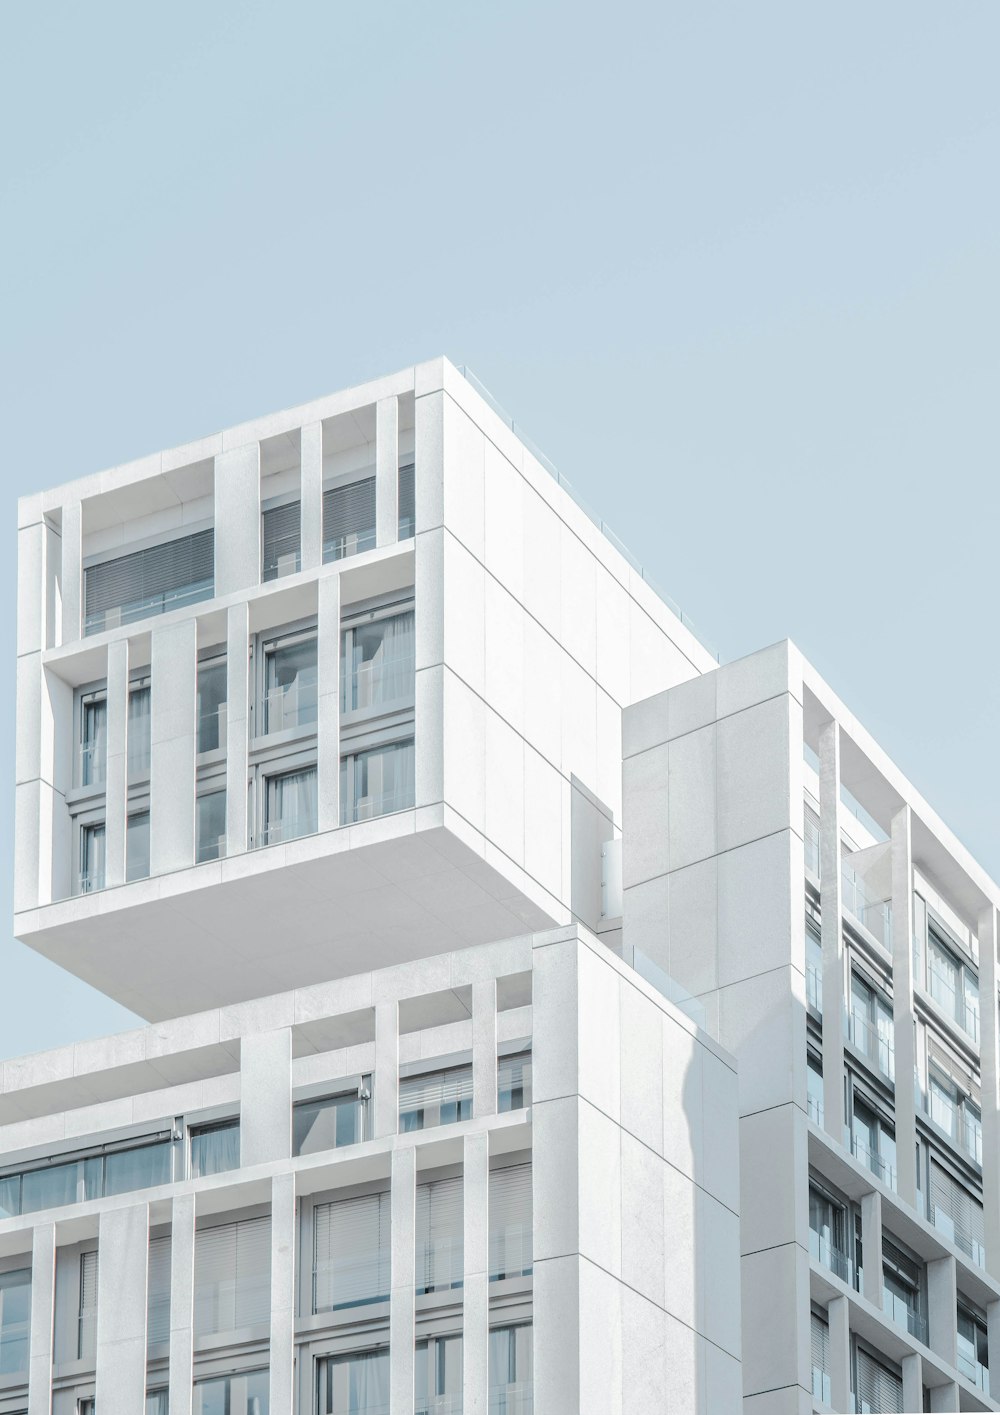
1, 3, 997, 1058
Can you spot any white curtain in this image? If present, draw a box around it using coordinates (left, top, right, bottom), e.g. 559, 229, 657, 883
344, 1351, 389, 1414
269, 768, 317, 841
127, 685, 151, 775
374, 611, 414, 704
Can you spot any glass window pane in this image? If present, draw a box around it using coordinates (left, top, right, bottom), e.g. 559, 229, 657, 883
104, 1141, 171, 1197
341, 740, 414, 825
190, 1121, 240, 1178
197, 791, 227, 864
265, 767, 317, 845
127, 685, 152, 778
321, 1349, 389, 1415
0, 1268, 30, 1375
343, 611, 415, 713
81, 823, 106, 893
293, 1095, 364, 1156
127, 812, 151, 882
82, 696, 107, 786
264, 639, 317, 733
198, 661, 227, 754
21, 1159, 83, 1213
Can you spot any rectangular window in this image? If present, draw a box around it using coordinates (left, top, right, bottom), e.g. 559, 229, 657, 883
190, 1120, 240, 1178
806, 1054, 824, 1126
489, 1163, 532, 1283
340, 739, 415, 825
313, 1193, 391, 1312
126, 811, 150, 882
0, 1268, 30, 1375
805, 919, 822, 1015
194, 1368, 269, 1415
398, 462, 415, 541
881, 1237, 926, 1342
849, 973, 894, 1081
927, 928, 980, 1041
854, 1346, 902, 1413
930, 1161, 985, 1267
804, 804, 820, 879
196, 790, 227, 864
263, 635, 317, 735
489, 1324, 532, 1411
79, 1249, 98, 1362
1, 1136, 170, 1217
197, 659, 227, 754
851, 1097, 896, 1191
147, 1235, 171, 1347
323, 476, 376, 562
341, 610, 415, 715
146, 1390, 169, 1415
416, 1176, 464, 1294
84, 527, 214, 635
80, 692, 107, 787
318, 1349, 389, 1414
127, 683, 151, 779
80, 821, 106, 894
293, 1091, 367, 1157
811, 1312, 830, 1406
498, 1051, 532, 1113
263, 766, 317, 845
193, 1216, 271, 1335
262, 499, 301, 581
808, 1184, 852, 1285
957, 1306, 989, 1391
399, 1064, 473, 1133
415, 1334, 462, 1415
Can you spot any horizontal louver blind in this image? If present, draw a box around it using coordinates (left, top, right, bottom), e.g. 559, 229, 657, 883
85, 528, 214, 620
400, 1066, 473, 1110
489, 1164, 532, 1280
499, 1053, 529, 1091
416, 1177, 463, 1291
323, 477, 376, 553
930, 1161, 985, 1259
314, 1193, 390, 1312
194, 1216, 271, 1334
855, 1348, 903, 1412
79, 1249, 99, 1361
147, 1235, 171, 1345
262, 500, 301, 579
398, 463, 415, 536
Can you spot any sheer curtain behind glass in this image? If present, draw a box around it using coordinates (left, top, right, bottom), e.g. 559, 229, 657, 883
267, 767, 317, 843
322, 1349, 390, 1415
127, 685, 151, 777
82, 696, 107, 785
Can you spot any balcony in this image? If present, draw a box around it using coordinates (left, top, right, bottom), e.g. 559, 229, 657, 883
842, 867, 892, 949
263, 669, 318, 735
882, 1287, 928, 1345
852, 1135, 897, 1191
926, 961, 980, 1043
809, 1227, 856, 1288
83, 528, 215, 636
806, 960, 823, 1015
848, 1010, 895, 1083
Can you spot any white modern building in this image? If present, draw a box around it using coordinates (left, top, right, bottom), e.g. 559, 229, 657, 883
7, 359, 742, 1415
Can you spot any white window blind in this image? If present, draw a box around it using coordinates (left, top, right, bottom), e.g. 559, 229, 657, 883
855, 1348, 902, 1413
930, 1161, 985, 1265
193, 1215, 271, 1334
262, 500, 301, 581
323, 477, 376, 560
416, 1176, 464, 1293
147, 1235, 171, 1346
313, 1192, 390, 1312
79, 1249, 99, 1361
84, 528, 214, 634
810, 1313, 830, 1405
489, 1163, 532, 1281
398, 463, 415, 540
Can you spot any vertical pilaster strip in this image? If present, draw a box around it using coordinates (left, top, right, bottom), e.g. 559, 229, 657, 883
860, 1190, 882, 1307
979, 906, 1000, 1279
927, 1255, 958, 1367
317, 573, 341, 833
473, 978, 498, 1119
269, 1172, 296, 1415
168, 1192, 196, 1415
27, 1223, 55, 1415
214, 443, 261, 596
94, 1204, 149, 1415
901, 1353, 923, 1412
827, 1294, 850, 1415
105, 639, 129, 889
150, 618, 197, 875
389, 1145, 416, 1415
890, 806, 918, 1205
819, 719, 845, 1141
988, 1297, 1000, 1402
241, 1027, 292, 1166
376, 396, 399, 548
462, 1132, 490, 1415
225, 602, 250, 856
374, 1000, 399, 1139
300, 421, 324, 571
61, 498, 83, 645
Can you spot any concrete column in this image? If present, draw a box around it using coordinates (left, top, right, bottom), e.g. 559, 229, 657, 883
27, 1223, 55, 1415
94, 1204, 149, 1415
890, 806, 918, 1206
389, 1146, 416, 1415
902, 1352, 923, 1412
462, 1132, 489, 1415
987, 1297, 1000, 1402
927, 1254, 958, 1367
317, 574, 341, 833
472, 978, 497, 1119
300, 421, 323, 571
241, 1028, 292, 1166
980, 906, 1000, 1279
168, 1192, 196, 1415
61, 498, 82, 645
376, 396, 399, 548
928, 1380, 959, 1412
374, 1001, 399, 1139
819, 719, 846, 1142
269, 1172, 296, 1415
18, 521, 46, 656
215, 443, 261, 596
105, 639, 129, 888
150, 618, 197, 875
827, 1294, 851, 1415
860, 1189, 882, 1308
225, 602, 250, 857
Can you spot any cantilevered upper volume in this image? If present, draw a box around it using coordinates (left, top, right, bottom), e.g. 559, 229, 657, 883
14, 358, 714, 1019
